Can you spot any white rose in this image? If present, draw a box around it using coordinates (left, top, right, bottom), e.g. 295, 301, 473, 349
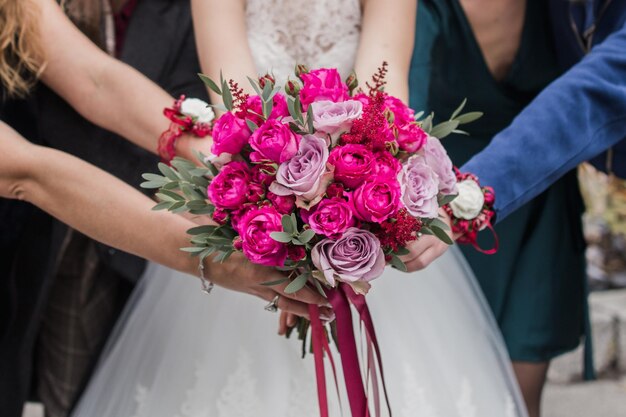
180, 98, 215, 124
449, 179, 484, 220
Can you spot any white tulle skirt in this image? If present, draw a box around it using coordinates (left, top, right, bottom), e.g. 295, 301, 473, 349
72, 246, 528, 417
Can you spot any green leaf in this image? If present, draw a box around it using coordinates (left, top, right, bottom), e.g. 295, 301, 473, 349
152, 201, 172, 211
261, 278, 290, 287
141, 181, 166, 189
306, 105, 315, 133
158, 163, 179, 181
198, 73, 221, 95
438, 193, 458, 206
187, 225, 218, 235
247, 76, 263, 96
414, 110, 425, 120
455, 111, 483, 125
430, 120, 460, 139
246, 118, 259, 132
270, 231, 293, 243
389, 254, 408, 272
281, 215, 295, 234
169, 201, 188, 213
284, 272, 310, 294
299, 229, 316, 244
450, 98, 467, 120
171, 157, 197, 171
430, 225, 454, 245
261, 79, 272, 102
312, 279, 327, 298
262, 96, 274, 119
222, 80, 233, 111
293, 96, 304, 124
142, 173, 167, 182
421, 113, 433, 133
430, 217, 450, 231
157, 189, 185, 201
290, 213, 298, 230
291, 238, 305, 246
186, 200, 210, 211
191, 175, 210, 189
393, 247, 410, 256
180, 246, 207, 253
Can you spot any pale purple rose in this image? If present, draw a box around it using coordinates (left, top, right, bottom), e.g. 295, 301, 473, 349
311, 100, 363, 141
351, 179, 401, 223
269, 135, 333, 208
302, 197, 355, 238
211, 112, 251, 156
398, 154, 440, 218
299, 68, 349, 107
249, 119, 301, 163
239, 206, 288, 267
311, 227, 385, 287
422, 136, 457, 195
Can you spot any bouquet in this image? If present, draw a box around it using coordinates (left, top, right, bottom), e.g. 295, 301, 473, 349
142, 63, 483, 416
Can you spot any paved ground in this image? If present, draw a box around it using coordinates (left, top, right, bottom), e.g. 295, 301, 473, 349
544, 377, 626, 417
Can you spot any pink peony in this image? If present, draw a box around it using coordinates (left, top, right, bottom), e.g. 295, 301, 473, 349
270, 135, 332, 208
372, 151, 401, 178
397, 123, 428, 153
398, 155, 440, 218
207, 161, 251, 210
251, 164, 276, 186
299, 68, 349, 107
249, 119, 301, 163
267, 191, 296, 214
328, 144, 374, 189
384, 95, 415, 126
422, 136, 457, 195
311, 100, 363, 141
302, 198, 355, 238
351, 179, 401, 223
239, 206, 288, 267
211, 112, 251, 156
212, 208, 228, 225
242, 94, 290, 125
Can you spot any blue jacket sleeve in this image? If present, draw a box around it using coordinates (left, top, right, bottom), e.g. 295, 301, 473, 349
461, 21, 626, 221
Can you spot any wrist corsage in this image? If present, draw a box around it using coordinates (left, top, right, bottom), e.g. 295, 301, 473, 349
157, 95, 214, 162
443, 169, 498, 254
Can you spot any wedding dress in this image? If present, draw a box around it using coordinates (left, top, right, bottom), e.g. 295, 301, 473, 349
72, 1, 528, 416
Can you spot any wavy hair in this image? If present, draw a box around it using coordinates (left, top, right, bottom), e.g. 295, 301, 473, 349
0, 0, 46, 98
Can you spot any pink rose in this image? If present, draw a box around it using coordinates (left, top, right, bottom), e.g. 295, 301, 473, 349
398, 155, 439, 218
384, 95, 415, 126
242, 94, 290, 125
239, 206, 288, 267
328, 144, 374, 189
249, 119, 301, 163
230, 205, 254, 234
299, 68, 349, 107
251, 164, 276, 186
270, 135, 333, 208
397, 123, 428, 153
246, 182, 265, 203
211, 112, 252, 156
207, 161, 251, 209
372, 151, 401, 178
422, 136, 457, 195
288, 245, 307, 262
351, 179, 401, 223
326, 182, 345, 199
212, 208, 228, 225
302, 198, 355, 238
311, 100, 363, 141
267, 191, 296, 214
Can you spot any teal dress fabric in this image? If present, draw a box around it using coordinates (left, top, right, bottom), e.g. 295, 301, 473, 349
409, 0, 590, 365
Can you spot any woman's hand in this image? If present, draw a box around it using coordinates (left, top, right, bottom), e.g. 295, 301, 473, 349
205, 252, 333, 319
398, 209, 455, 272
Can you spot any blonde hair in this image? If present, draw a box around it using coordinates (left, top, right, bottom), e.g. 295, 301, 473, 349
0, 0, 46, 98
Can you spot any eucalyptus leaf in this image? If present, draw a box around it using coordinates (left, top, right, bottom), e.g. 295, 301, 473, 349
142, 173, 167, 182
450, 98, 467, 120
270, 231, 293, 243
430, 217, 450, 231
158, 163, 179, 181
246, 119, 259, 133
421, 114, 433, 133
262, 97, 274, 119
291, 238, 305, 246
141, 181, 166, 189
438, 193, 458, 206
455, 111, 483, 125
306, 105, 315, 133
180, 246, 207, 253
261, 278, 290, 287
187, 225, 218, 235
281, 215, 295, 235
299, 229, 316, 244
430, 120, 460, 139
430, 225, 454, 245
198, 73, 221, 95
152, 201, 172, 211
261, 80, 272, 102
247, 76, 263, 96
394, 247, 410, 256
389, 255, 408, 272
169, 201, 188, 213
222, 80, 233, 111
186, 200, 209, 211
284, 272, 310, 294
158, 189, 185, 201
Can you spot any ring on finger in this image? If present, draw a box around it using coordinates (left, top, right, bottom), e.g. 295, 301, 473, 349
264, 294, 280, 312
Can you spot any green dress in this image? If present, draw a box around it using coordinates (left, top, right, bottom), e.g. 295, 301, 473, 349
410, 0, 591, 369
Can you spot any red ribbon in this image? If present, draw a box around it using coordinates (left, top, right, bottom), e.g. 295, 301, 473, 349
309, 284, 392, 417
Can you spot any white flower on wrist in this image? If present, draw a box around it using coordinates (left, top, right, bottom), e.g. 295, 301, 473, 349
449, 179, 484, 220
180, 98, 215, 124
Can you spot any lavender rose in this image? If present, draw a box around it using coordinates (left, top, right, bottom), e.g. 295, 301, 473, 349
398, 154, 440, 218
422, 136, 457, 195
311, 100, 363, 142
269, 135, 333, 208
311, 228, 385, 289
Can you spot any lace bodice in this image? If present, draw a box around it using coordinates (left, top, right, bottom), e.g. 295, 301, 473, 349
246, 0, 362, 84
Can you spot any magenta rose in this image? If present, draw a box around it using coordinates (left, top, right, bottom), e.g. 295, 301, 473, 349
239, 206, 288, 267
267, 191, 296, 214
249, 119, 301, 163
212, 208, 228, 225
251, 164, 276, 186
422, 136, 457, 195
311, 100, 363, 141
311, 227, 385, 289
230, 205, 254, 234
207, 161, 251, 209
372, 151, 401, 178
398, 154, 440, 218
302, 198, 355, 238
242, 94, 290, 125
328, 144, 374, 189
384, 95, 415, 126
351, 179, 401, 223
211, 112, 252, 156
397, 123, 428, 153
299, 68, 349, 107
269, 135, 332, 208
288, 245, 307, 262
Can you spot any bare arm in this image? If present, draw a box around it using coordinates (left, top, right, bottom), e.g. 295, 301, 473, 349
355, 0, 417, 102
35, 0, 208, 159
191, 0, 258, 103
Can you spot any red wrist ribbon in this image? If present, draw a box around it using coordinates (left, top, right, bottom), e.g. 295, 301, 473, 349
444, 168, 499, 255
157, 95, 212, 163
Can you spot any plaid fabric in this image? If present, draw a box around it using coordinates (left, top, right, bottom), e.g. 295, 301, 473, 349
36, 231, 132, 417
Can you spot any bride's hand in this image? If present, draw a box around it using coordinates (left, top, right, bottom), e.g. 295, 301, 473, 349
399, 209, 455, 272
176, 134, 214, 165
205, 252, 333, 319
